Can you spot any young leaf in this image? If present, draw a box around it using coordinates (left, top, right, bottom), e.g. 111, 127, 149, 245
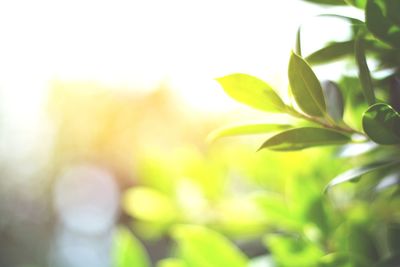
306, 41, 355, 65
258, 127, 351, 151
362, 103, 400, 144
289, 52, 327, 117
207, 123, 291, 143
172, 225, 248, 267
355, 36, 376, 105
322, 81, 344, 122
296, 27, 302, 57
325, 160, 398, 190
216, 74, 286, 113
112, 227, 151, 267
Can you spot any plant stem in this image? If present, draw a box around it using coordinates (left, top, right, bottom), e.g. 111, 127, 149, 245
285, 106, 366, 136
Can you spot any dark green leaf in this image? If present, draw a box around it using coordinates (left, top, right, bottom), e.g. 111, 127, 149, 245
325, 160, 398, 190
207, 123, 291, 143
348, 224, 380, 266
375, 254, 400, 267
387, 223, 400, 254
302, 0, 347, 5
288, 52, 327, 117
112, 227, 150, 267
362, 103, 400, 144
366, 0, 400, 48
259, 127, 351, 151
322, 81, 344, 122
355, 36, 376, 105
387, 0, 400, 27
172, 225, 248, 267
216, 74, 286, 113
306, 41, 355, 65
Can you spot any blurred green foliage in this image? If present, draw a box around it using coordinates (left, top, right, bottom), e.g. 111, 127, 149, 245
115, 0, 400, 266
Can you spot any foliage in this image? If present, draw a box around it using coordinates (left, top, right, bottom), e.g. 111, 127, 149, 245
115, 1, 400, 267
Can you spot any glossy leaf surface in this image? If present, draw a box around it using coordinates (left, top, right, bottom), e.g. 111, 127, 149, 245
259, 127, 351, 151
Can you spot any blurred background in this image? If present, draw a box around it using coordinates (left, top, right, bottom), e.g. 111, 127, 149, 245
0, 1, 361, 266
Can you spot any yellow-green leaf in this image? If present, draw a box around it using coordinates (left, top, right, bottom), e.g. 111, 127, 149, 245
216, 74, 286, 113
207, 123, 291, 143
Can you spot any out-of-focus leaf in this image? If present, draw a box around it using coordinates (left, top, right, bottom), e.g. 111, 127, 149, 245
366, 0, 400, 48
306, 41, 355, 65
362, 103, 400, 144
355, 36, 376, 105
325, 160, 398, 190
112, 227, 150, 267
387, 223, 400, 254
289, 52, 326, 117
157, 258, 188, 267
348, 224, 380, 266
322, 81, 345, 122
123, 187, 177, 223
207, 123, 291, 143
259, 127, 351, 151
172, 225, 248, 267
345, 0, 367, 8
252, 193, 299, 229
249, 255, 276, 267
263, 234, 324, 267
216, 74, 286, 113
375, 254, 400, 267
302, 0, 347, 5
386, 0, 400, 27
318, 253, 351, 267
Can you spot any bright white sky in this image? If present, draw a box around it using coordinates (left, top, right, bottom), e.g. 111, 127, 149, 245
0, 0, 360, 115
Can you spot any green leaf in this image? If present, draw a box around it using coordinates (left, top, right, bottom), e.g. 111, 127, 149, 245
259, 127, 351, 151
302, 0, 347, 5
387, 223, 400, 254
322, 81, 344, 122
355, 36, 376, 105
386, 0, 400, 27
366, 0, 400, 48
112, 227, 151, 267
306, 41, 355, 65
296, 27, 302, 57
216, 74, 286, 113
289, 52, 327, 117
345, 0, 367, 8
263, 235, 324, 267
362, 103, 400, 144
325, 160, 398, 190
252, 193, 299, 229
375, 254, 400, 267
207, 123, 291, 143
348, 224, 380, 266
157, 259, 188, 267
172, 225, 248, 267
